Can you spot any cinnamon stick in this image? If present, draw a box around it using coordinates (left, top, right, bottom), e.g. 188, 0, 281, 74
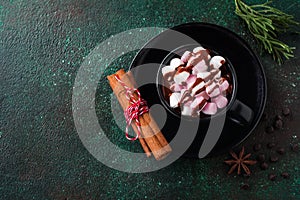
114, 70, 169, 160
107, 69, 172, 160
126, 71, 172, 152
107, 72, 151, 157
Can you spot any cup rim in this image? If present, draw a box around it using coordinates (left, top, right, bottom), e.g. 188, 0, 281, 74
156, 43, 238, 121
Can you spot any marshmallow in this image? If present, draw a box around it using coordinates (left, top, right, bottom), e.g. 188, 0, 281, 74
219, 80, 230, 93
174, 71, 189, 85
202, 102, 218, 115
193, 59, 208, 73
193, 46, 206, 54
206, 81, 218, 94
169, 92, 181, 108
180, 89, 192, 104
191, 80, 205, 96
170, 58, 184, 69
162, 65, 176, 81
212, 95, 228, 109
190, 95, 206, 110
210, 56, 225, 69
197, 71, 211, 81
170, 83, 186, 92
186, 74, 197, 89
187, 55, 202, 67
199, 69, 220, 83
181, 51, 192, 63
193, 47, 210, 61
195, 91, 210, 100
208, 87, 221, 98
162, 46, 230, 116
162, 65, 176, 75
207, 54, 211, 61
214, 70, 221, 79
181, 104, 194, 116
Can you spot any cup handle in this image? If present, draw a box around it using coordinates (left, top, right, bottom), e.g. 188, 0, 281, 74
228, 100, 254, 126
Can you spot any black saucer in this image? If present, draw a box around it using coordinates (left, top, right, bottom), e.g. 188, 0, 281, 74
129, 22, 267, 158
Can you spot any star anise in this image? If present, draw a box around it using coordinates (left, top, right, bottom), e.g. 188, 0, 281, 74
224, 146, 257, 175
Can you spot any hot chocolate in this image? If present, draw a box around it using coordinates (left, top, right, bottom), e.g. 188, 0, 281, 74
161, 46, 233, 117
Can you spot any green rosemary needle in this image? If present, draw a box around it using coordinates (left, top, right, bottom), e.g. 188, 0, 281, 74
234, 0, 299, 64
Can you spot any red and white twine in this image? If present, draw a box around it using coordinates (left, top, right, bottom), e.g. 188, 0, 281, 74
114, 74, 149, 141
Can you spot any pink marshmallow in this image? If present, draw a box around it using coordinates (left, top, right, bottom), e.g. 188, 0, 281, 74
208, 87, 221, 98
202, 102, 218, 115
195, 91, 210, 100
193, 59, 208, 73
186, 74, 197, 89
212, 95, 228, 109
190, 95, 205, 109
219, 80, 230, 93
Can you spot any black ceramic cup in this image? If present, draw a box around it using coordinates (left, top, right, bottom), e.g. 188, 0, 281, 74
130, 22, 267, 157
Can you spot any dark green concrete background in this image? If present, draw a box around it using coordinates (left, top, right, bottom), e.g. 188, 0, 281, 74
1, 0, 299, 199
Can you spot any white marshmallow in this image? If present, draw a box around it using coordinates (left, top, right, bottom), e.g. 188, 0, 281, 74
208, 87, 221, 98
162, 65, 176, 75
193, 46, 206, 54
181, 104, 194, 116
169, 92, 181, 108
170, 58, 184, 69
214, 70, 221, 79
191, 81, 205, 96
187, 55, 202, 67
210, 56, 225, 69
180, 89, 191, 104
193, 59, 208, 73
190, 95, 205, 109
181, 51, 192, 63
206, 81, 218, 94
162, 65, 176, 81
174, 71, 189, 85
197, 71, 211, 81
170, 83, 186, 92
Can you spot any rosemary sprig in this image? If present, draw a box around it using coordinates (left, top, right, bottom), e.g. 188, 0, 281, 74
234, 0, 299, 64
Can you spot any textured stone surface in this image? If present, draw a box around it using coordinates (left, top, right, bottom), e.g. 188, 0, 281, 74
1, 0, 299, 199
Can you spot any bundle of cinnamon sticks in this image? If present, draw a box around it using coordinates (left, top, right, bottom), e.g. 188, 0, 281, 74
107, 69, 172, 160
